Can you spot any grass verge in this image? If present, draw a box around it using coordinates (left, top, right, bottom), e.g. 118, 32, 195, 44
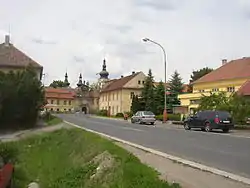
45, 115, 63, 126
5, 128, 180, 188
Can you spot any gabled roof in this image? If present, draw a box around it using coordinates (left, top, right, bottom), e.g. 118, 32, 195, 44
45, 87, 75, 99
101, 72, 141, 93
193, 57, 250, 84
237, 80, 250, 96
0, 42, 42, 68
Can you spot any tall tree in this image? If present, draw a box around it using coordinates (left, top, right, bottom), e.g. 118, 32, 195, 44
141, 69, 155, 112
188, 67, 213, 92
168, 70, 183, 109
169, 70, 183, 94
49, 80, 69, 88
154, 81, 165, 115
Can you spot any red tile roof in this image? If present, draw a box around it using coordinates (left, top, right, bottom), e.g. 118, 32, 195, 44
0, 43, 42, 68
45, 87, 75, 99
101, 72, 141, 93
237, 80, 250, 96
193, 57, 250, 84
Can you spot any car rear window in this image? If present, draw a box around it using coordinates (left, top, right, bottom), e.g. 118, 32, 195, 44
143, 111, 154, 115
218, 111, 231, 118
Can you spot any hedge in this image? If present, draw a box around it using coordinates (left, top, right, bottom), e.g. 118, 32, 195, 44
155, 114, 181, 121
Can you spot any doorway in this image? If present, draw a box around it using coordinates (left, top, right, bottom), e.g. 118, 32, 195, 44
82, 107, 87, 114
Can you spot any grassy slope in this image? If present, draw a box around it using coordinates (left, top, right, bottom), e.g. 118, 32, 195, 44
9, 128, 179, 188
45, 116, 63, 126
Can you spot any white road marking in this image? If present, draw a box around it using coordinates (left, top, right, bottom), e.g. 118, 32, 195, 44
64, 120, 250, 186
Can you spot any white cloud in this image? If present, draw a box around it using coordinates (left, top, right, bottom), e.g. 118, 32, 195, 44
0, 0, 249, 86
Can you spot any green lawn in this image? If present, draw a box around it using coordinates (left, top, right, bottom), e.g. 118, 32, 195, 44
45, 115, 63, 126
6, 128, 180, 188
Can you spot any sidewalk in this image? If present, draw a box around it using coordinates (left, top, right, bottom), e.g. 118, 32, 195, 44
116, 142, 250, 188
0, 123, 70, 142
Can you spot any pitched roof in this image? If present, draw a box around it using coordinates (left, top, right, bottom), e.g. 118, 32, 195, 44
237, 80, 250, 96
101, 72, 141, 93
193, 57, 250, 84
45, 87, 75, 99
0, 42, 42, 68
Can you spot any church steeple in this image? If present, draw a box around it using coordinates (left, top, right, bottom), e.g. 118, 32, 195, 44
99, 59, 109, 79
64, 72, 70, 87
77, 73, 83, 87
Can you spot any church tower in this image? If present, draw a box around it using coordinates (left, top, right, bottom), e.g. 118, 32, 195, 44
64, 72, 70, 87
98, 59, 109, 89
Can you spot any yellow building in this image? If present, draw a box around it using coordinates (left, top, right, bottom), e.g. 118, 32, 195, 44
178, 58, 250, 114
99, 71, 146, 115
0, 35, 43, 80
45, 87, 75, 112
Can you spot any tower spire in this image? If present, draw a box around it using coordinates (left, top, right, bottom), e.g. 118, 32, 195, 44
77, 73, 83, 87
99, 58, 109, 79
64, 72, 70, 87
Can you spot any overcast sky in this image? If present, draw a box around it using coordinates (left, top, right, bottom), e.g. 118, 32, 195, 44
0, 0, 249, 86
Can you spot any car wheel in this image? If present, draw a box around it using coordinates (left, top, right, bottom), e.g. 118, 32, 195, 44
205, 123, 211, 132
222, 128, 229, 133
184, 122, 191, 130
131, 119, 135, 124
150, 122, 155, 125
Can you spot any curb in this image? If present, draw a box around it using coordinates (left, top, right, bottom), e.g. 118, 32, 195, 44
64, 120, 250, 186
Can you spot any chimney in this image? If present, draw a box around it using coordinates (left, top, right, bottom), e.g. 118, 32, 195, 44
222, 59, 227, 65
4, 35, 10, 46
132, 71, 135, 74
121, 75, 124, 78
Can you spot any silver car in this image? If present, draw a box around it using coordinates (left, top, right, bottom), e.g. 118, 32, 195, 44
131, 111, 156, 125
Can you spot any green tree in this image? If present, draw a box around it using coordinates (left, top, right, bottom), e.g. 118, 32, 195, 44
0, 66, 45, 129
49, 80, 69, 88
169, 70, 183, 94
198, 92, 230, 111
154, 81, 165, 115
188, 67, 213, 92
130, 95, 144, 114
141, 69, 155, 113
168, 70, 183, 108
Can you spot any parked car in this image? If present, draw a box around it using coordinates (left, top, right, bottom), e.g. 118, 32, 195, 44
246, 117, 250, 125
184, 110, 234, 133
0, 156, 14, 188
131, 111, 156, 125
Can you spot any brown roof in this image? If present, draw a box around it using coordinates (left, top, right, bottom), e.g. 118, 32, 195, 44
193, 57, 250, 84
45, 87, 75, 99
101, 72, 141, 93
237, 80, 250, 96
0, 42, 42, 68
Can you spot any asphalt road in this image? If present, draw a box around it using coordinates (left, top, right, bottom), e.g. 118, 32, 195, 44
58, 114, 250, 179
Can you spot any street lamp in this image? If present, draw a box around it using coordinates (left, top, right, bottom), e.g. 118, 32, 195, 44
142, 38, 168, 123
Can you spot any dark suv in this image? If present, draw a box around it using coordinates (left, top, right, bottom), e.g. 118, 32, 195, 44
184, 110, 234, 133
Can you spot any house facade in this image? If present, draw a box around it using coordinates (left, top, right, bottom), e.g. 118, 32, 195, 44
99, 71, 147, 115
178, 57, 250, 114
0, 35, 43, 80
45, 87, 75, 112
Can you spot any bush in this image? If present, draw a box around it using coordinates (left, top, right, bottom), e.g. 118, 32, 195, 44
155, 114, 181, 121
97, 109, 108, 116
115, 113, 124, 118
124, 111, 133, 117
0, 142, 18, 163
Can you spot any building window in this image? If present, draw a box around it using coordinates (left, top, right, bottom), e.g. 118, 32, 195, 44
64, 100, 67, 105
117, 106, 119, 113
130, 92, 135, 99
142, 81, 145, 84
69, 109, 71, 112
227, 87, 235, 92
212, 88, 219, 92
138, 80, 141, 84
50, 108, 53, 111
57, 108, 59, 112
64, 108, 67, 111
113, 93, 115, 100
51, 100, 54, 104
117, 92, 119, 100
57, 100, 60, 105
69, 100, 72, 105
199, 90, 205, 93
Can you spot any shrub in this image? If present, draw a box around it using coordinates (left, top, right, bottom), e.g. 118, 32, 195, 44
115, 113, 124, 118
155, 114, 181, 121
124, 111, 133, 117
0, 142, 18, 163
97, 109, 108, 116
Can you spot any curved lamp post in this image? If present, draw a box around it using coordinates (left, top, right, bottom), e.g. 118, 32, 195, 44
142, 38, 168, 123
